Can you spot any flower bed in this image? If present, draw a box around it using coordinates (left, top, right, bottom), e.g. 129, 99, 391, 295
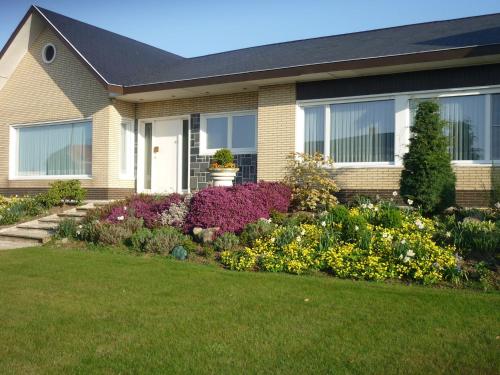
221, 202, 458, 284
0, 180, 86, 226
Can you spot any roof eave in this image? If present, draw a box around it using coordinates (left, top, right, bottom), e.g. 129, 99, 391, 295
121, 44, 500, 95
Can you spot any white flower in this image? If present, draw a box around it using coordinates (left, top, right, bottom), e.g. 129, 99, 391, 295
392, 191, 398, 197
78, 225, 83, 229
300, 229, 306, 236
354, 225, 359, 231
445, 231, 451, 238
415, 219, 424, 229
321, 221, 326, 227
399, 254, 403, 260
296, 236, 302, 242
495, 202, 500, 209
401, 239, 406, 244
270, 237, 276, 243
407, 199, 413, 206
382, 232, 389, 239
123, 206, 128, 211
403, 256, 410, 263
406, 249, 415, 257
117, 215, 124, 221
374, 207, 379, 212
367, 203, 374, 209
76, 230, 81, 235
361, 203, 368, 209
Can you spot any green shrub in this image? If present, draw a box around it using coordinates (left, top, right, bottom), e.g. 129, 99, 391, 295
324, 205, 349, 226
56, 218, 78, 239
374, 203, 403, 229
97, 224, 131, 246
47, 180, 87, 205
76, 221, 100, 243
144, 227, 186, 255
342, 214, 370, 249
474, 262, 497, 291
400, 101, 456, 214
453, 219, 499, 259
0, 207, 21, 225
127, 228, 154, 251
122, 216, 144, 233
240, 219, 274, 246
284, 152, 339, 212
212, 148, 234, 167
214, 232, 240, 252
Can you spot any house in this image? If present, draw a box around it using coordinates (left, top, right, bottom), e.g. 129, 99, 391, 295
1, 6, 499, 206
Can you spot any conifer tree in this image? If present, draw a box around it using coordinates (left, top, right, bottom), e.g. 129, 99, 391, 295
400, 101, 456, 213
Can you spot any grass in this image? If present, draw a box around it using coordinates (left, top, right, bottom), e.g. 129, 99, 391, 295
0, 246, 498, 374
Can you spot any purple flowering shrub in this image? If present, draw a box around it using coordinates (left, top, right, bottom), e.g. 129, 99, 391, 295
184, 182, 291, 234
106, 193, 184, 228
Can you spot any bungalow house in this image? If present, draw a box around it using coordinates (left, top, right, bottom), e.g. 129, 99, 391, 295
1, 6, 499, 205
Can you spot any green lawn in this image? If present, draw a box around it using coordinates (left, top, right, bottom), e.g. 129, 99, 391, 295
0, 247, 498, 374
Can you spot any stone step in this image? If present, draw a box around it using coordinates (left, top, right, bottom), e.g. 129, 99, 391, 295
0, 227, 53, 244
17, 221, 59, 230
40, 216, 84, 224
58, 210, 87, 218
0, 239, 40, 250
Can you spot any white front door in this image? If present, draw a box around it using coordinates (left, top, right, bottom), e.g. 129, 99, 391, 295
152, 119, 183, 193
138, 118, 184, 194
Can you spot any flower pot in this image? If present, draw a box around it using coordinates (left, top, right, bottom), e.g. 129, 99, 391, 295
209, 167, 239, 187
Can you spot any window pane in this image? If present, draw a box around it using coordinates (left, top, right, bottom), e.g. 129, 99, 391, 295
144, 123, 152, 189
232, 114, 256, 149
206, 117, 228, 149
492, 94, 500, 160
121, 121, 134, 176
330, 100, 394, 163
439, 95, 485, 160
304, 106, 325, 155
18, 121, 92, 176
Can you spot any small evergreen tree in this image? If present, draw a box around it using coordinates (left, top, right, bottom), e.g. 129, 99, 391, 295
400, 101, 456, 214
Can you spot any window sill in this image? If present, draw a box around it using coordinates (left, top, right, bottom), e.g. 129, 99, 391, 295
9, 175, 93, 181
200, 148, 257, 156
328, 162, 400, 169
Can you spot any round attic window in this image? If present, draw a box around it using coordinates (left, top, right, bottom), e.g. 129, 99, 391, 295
42, 43, 56, 64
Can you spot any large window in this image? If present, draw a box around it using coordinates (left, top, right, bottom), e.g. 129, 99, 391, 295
491, 94, 500, 160
410, 95, 487, 161
201, 111, 256, 154
16, 120, 92, 177
331, 100, 394, 163
303, 99, 395, 163
120, 119, 135, 178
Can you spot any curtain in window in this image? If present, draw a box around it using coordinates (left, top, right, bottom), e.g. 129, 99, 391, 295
121, 121, 134, 176
18, 121, 92, 176
439, 95, 485, 160
330, 100, 394, 162
491, 94, 500, 160
304, 106, 325, 155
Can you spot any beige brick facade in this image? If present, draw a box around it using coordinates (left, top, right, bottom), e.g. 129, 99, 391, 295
136, 92, 258, 119
257, 84, 296, 181
0, 27, 496, 205
0, 27, 134, 195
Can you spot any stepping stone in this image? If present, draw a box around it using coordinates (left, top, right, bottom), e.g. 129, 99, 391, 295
17, 221, 59, 230
58, 210, 87, 218
0, 228, 52, 244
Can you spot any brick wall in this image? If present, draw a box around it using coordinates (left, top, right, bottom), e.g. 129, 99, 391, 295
257, 84, 296, 181
0, 26, 127, 194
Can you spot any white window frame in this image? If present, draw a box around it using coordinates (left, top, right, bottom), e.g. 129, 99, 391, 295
9, 118, 93, 180
296, 84, 500, 168
297, 95, 400, 168
120, 118, 135, 180
200, 110, 257, 155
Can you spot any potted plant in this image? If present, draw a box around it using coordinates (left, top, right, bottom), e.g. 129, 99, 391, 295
209, 148, 239, 187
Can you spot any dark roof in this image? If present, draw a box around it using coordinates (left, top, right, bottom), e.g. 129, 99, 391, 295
7, 6, 500, 92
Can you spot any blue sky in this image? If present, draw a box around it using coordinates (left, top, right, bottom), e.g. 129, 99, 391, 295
1, 0, 500, 57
